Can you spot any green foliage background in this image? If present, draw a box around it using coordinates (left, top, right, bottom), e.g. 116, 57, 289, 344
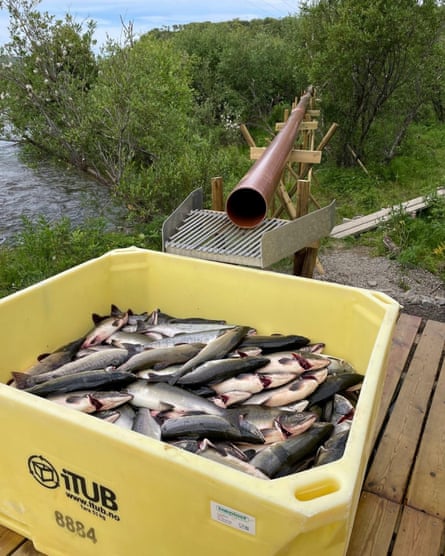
0, 0, 444, 294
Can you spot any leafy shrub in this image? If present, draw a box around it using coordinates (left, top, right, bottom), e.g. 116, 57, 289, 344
382, 193, 445, 279
0, 216, 162, 297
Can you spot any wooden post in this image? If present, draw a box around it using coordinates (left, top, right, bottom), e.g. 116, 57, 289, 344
296, 179, 310, 218
294, 241, 321, 277
211, 177, 224, 211
293, 179, 319, 278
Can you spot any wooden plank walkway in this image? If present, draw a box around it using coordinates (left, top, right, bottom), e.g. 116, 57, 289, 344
1, 313, 444, 556
347, 314, 445, 556
330, 186, 445, 239
0, 528, 43, 555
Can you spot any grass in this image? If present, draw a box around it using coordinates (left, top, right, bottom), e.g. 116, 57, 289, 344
354, 193, 445, 281
314, 122, 445, 220
0, 216, 163, 297
309, 122, 445, 280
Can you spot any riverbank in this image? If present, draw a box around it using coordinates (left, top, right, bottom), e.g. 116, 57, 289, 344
0, 140, 124, 242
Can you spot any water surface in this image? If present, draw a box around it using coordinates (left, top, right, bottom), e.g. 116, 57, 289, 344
0, 140, 123, 243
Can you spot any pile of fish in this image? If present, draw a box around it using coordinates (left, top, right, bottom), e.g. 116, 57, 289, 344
9, 305, 363, 480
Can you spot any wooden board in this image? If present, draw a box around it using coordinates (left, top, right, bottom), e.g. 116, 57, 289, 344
275, 120, 319, 131
249, 147, 322, 164
365, 320, 444, 503
11, 540, 45, 555
0, 527, 44, 556
406, 334, 445, 518
330, 187, 445, 239
371, 313, 422, 446
0, 525, 26, 554
349, 315, 445, 555
346, 492, 399, 556
391, 506, 444, 556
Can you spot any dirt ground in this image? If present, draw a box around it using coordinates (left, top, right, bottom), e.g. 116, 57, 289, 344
312, 243, 445, 323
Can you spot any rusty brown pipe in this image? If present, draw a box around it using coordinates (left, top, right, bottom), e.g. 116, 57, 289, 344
226, 86, 314, 228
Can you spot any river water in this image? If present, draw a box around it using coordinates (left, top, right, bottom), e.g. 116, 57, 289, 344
0, 140, 124, 244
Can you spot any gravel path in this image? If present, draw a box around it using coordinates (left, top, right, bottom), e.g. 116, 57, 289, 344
312, 244, 445, 322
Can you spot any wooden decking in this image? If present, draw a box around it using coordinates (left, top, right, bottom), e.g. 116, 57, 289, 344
347, 314, 445, 556
330, 186, 445, 239
0, 528, 42, 555
1, 313, 444, 556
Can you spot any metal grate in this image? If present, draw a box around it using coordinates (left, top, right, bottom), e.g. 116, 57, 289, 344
162, 189, 336, 268
165, 209, 288, 267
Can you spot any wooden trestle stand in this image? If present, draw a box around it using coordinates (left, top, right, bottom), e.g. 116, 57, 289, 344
215, 93, 338, 278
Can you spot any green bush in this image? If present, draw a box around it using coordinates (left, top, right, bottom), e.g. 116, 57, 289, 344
380, 193, 445, 279
0, 216, 162, 297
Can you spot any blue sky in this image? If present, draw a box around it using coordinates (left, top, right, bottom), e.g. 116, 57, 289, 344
0, 1, 299, 47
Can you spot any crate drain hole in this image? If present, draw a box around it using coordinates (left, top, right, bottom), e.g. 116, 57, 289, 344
294, 479, 340, 501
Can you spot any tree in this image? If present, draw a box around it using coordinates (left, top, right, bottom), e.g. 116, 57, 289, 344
0, 0, 97, 168
84, 31, 193, 183
87, 32, 202, 216
164, 18, 302, 130
298, 0, 445, 165
0, 0, 205, 218
217, 21, 300, 124
430, 31, 445, 123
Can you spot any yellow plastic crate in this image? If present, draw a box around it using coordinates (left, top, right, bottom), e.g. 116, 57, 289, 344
0, 247, 399, 556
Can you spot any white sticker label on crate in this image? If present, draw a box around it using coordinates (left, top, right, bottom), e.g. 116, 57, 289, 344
210, 501, 256, 535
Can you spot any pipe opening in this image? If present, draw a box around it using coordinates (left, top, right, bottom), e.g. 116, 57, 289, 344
226, 188, 267, 228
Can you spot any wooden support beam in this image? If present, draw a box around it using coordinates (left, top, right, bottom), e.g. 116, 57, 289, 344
276, 182, 297, 219
347, 144, 369, 175
239, 124, 256, 148
298, 122, 339, 180
250, 147, 322, 164
316, 122, 339, 151
296, 180, 310, 218
275, 120, 318, 131
309, 125, 315, 150
292, 178, 320, 277
273, 166, 320, 218
293, 242, 320, 277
